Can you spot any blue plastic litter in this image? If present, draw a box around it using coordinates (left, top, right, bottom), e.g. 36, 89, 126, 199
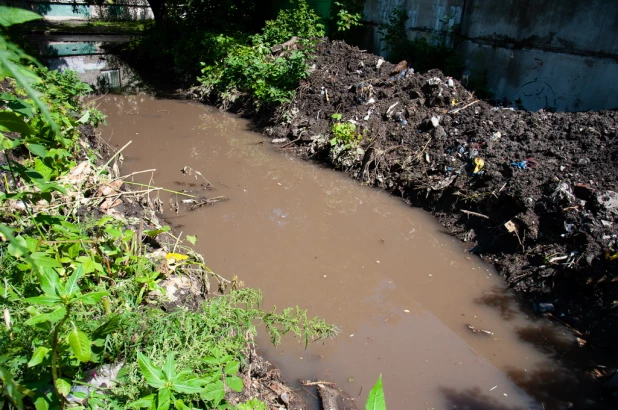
401, 119, 408, 126
511, 161, 528, 169
388, 68, 408, 82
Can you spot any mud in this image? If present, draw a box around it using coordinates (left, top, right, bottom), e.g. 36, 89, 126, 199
99, 94, 616, 409
226, 40, 618, 350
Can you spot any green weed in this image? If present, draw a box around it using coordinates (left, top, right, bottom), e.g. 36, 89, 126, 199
0, 7, 338, 409
330, 114, 361, 149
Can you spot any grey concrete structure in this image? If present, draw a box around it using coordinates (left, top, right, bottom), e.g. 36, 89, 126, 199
362, 0, 618, 111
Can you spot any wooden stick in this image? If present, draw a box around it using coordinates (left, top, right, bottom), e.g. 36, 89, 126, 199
123, 181, 196, 198
98, 140, 132, 175
461, 209, 489, 219
449, 100, 479, 114
301, 381, 337, 386
114, 169, 156, 181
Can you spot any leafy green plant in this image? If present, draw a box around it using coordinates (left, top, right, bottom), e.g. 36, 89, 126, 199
330, 115, 361, 149
21, 265, 109, 407
255, 0, 325, 46
197, 0, 325, 108
0, 7, 338, 409
366, 375, 386, 410
128, 352, 221, 409
333, 2, 363, 32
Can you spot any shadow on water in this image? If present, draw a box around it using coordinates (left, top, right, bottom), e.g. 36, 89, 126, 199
475, 286, 618, 409
439, 386, 533, 410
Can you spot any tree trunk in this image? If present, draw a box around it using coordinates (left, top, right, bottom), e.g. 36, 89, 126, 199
147, 0, 168, 25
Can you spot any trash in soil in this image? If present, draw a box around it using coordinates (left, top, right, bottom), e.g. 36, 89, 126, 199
472, 157, 485, 174
533, 303, 555, 313
511, 160, 528, 169
467, 324, 494, 336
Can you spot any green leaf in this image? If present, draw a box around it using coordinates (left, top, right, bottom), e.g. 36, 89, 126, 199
224, 360, 239, 375
0, 111, 33, 135
92, 315, 121, 340
137, 352, 166, 389
55, 378, 71, 397
157, 388, 171, 410
0, 133, 22, 149
65, 264, 84, 296
7, 235, 28, 258
68, 324, 92, 362
27, 346, 50, 367
186, 235, 197, 245
128, 394, 156, 408
365, 375, 386, 410
38, 267, 60, 296
77, 110, 90, 124
73, 291, 108, 305
162, 353, 175, 381
30, 253, 62, 269
24, 306, 66, 325
143, 226, 170, 237
0, 6, 42, 27
23, 295, 61, 306
174, 400, 189, 410
0, 364, 25, 408
0, 93, 34, 117
170, 377, 206, 395
226, 375, 243, 392
25, 143, 47, 157
201, 380, 225, 406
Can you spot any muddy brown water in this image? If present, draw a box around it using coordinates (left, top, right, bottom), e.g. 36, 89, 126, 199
98, 94, 612, 410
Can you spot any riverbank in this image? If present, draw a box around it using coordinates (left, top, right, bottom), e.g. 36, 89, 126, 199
0, 16, 337, 407
191, 39, 618, 355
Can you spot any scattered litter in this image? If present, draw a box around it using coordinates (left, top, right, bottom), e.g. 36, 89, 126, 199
533, 302, 555, 313
386, 102, 399, 118
511, 160, 528, 169
404, 309, 410, 313
467, 324, 494, 336
430, 116, 441, 128
376, 260, 381, 264
504, 220, 518, 233
490, 385, 497, 392
376, 58, 384, 69
472, 157, 485, 174
491, 131, 502, 141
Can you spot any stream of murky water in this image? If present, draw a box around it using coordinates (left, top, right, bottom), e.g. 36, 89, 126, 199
98, 94, 611, 410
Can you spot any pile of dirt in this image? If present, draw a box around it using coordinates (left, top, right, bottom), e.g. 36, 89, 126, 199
255, 40, 618, 346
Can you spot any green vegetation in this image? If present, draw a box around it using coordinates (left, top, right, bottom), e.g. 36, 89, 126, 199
366, 375, 386, 410
196, 0, 324, 108
377, 6, 464, 77
0, 6, 337, 409
330, 113, 361, 149
332, 2, 363, 33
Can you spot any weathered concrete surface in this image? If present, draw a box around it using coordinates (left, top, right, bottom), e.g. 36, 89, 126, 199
5, 0, 153, 21
362, 0, 618, 111
363, 0, 464, 53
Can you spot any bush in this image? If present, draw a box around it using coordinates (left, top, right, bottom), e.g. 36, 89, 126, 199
197, 0, 324, 108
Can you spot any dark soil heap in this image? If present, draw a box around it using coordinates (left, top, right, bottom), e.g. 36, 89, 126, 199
258, 40, 618, 345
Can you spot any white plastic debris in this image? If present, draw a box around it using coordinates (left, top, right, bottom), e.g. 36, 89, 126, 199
376, 58, 384, 69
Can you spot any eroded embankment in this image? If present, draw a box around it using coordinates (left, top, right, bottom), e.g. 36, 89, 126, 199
206, 40, 618, 347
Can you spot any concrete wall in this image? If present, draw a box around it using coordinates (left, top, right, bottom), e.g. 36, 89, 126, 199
5, 0, 153, 21
363, 0, 464, 54
362, 0, 618, 111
